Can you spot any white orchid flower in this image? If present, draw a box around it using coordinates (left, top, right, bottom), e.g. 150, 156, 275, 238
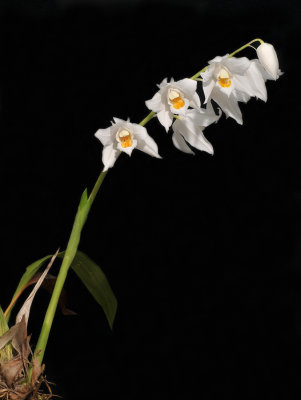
172, 101, 221, 155
201, 55, 268, 124
95, 118, 161, 170
256, 42, 280, 80
145, 78, 201, 132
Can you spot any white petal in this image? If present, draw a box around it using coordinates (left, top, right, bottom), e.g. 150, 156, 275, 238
132, 124, 161, 159
102, 144, 120, 171
191, 103, 220, 127
194, 130, 214, 154
185, 124, 214, 154
211, 88, 243, 125
233, 90, 250, 103
157, 109, 173, 132
145, 92, 163, 112
202, 78, 216, 104
245, 60, 267, 101
208, 55, 227, 64
95, 127, 112, 147
233, 61, 267, 102
256, 42, 279, 80
200, 63, 215, 82
172, 124, 195, 155
113, 117, 127, 125
157, 77, 168, 89
205, 99, 219, 115
131, 123, 149, 139
174, 119, 214, 155
232, 74, 257, 99
174, 78, 197, 99
190, 92, 201, 109
223, 56, 251, 75
136, 140, 161, 158
232, 73, 252, 92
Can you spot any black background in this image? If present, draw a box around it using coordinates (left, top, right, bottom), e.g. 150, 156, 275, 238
0, 0, 300, 399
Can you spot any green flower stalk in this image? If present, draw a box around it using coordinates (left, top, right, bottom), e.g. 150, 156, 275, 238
27, 37, 280, 368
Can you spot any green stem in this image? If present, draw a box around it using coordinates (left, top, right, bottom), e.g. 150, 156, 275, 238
190, 66, 209, 81
139, 111, 156, 127
88, 170, 108, 206
34, 169, 107, 366
228, 38, 264, 58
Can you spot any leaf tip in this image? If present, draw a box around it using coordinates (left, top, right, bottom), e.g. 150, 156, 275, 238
79, 188, 88, 210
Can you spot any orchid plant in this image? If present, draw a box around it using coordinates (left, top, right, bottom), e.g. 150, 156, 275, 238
0, 38, 281, 399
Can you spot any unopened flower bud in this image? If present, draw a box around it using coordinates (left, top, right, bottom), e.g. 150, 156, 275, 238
256, 42, 279, 80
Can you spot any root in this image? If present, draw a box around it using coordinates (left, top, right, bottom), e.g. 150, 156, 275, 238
29, 375, 58, 400
0, 375, 57, 400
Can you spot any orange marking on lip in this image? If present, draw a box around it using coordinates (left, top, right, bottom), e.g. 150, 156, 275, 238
170, 96, 185, 109
120, 134, 133, 148
218, 77, 231, 88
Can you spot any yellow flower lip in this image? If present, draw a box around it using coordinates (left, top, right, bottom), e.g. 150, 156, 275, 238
218, 68, 232, 88
118, 129, 133, 148
168, 89, 185, 110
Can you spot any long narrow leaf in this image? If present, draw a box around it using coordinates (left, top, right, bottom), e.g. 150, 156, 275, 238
0, 307, 13, 362
8, 249, 117, 330
0, 307, 9, 336
67, 251, 117, 329
0, 307, 13, 364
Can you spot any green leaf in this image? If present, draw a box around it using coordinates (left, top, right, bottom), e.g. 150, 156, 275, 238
69, 251, 117, 329
79, 188, 88, 211
8, 249, 117, 330
0, 306, 9, 336
0, 306, 13, 362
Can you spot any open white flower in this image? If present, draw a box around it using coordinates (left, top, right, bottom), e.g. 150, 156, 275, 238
145, 78, 201, 132
201, 55, 268, 124
172, 101, 221, 155
95, 118, 161, 170
256, 42, 280, 80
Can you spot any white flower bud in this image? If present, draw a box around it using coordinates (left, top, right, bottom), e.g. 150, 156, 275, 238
256, 42, 279, 80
